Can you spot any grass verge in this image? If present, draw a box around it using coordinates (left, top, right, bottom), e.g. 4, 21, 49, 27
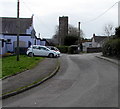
1, 55, 44, 79
2, 58, 60, 99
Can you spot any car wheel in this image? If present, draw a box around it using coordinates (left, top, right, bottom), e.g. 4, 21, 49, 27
28, 52, 34, 57
48, 53, 54, 58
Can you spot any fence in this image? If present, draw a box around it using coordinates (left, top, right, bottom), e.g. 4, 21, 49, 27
15, 47, 28, 55
87, 47, 102, 53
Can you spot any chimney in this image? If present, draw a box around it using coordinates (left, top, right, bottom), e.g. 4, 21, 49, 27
93, 33, 95, 37
31, 14, 34, 26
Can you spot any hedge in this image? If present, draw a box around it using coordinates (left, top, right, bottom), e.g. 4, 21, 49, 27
102, 38, 120, 58
56, 46, 69, 53
68, 45, 79, 54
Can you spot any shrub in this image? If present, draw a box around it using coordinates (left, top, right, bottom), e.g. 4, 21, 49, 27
64, 35, 78, 46
68, 45, 79, 54
102, 38, 120, 58
115, 26, 120, 38
56, 46, 69, 53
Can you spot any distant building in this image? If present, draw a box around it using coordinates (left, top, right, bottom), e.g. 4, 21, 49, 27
83, 34, 108, 53
82, 40, 92, 52
59, 16, 68, 45
91, 34, 108, 47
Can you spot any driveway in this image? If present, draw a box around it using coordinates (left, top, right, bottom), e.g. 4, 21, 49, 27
3, 53, 118, 107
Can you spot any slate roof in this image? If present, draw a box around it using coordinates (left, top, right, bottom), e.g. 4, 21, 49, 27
0, 17, 33, 35
92, 36, 108, 43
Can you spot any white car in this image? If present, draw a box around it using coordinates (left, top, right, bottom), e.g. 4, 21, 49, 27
46, 46, 60, 57
26, 45, 60, 58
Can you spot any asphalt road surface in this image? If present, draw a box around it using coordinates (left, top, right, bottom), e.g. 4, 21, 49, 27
3, 53, 118, 107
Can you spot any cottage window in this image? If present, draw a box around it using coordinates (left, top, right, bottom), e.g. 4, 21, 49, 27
6, 39, 11, 44
89, 44, 92, 47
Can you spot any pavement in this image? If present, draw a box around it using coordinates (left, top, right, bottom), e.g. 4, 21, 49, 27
2, 58, 60, 99
95, 52, 119, 65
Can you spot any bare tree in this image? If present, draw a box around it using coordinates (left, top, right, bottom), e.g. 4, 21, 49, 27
68, 25, 78, 36
51, 26, 59, 45
104, 24, 115, 36
52, 24, 84, 42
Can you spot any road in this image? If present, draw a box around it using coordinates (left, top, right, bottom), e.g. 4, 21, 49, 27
3, 53, 118, 107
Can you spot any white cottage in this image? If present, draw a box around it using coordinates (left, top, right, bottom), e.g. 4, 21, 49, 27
82, 40, 92, 52
91, 34, 108, 48
0, 17, 44, 55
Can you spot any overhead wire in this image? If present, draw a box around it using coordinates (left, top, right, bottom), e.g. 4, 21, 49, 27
82, 2, 118, 24
20, 0, 118, 37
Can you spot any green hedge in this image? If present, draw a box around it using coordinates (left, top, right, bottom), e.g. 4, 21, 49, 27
102, 38, 120, 58
56, 46, 69, 53
68, 45, 79, 54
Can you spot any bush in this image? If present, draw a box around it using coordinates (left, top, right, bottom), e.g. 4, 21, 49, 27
115, 26, 120, 38
56, 46, 69, 53
102, 38, 120, 58
64, 35, 78, 46
68, 45, 79, 54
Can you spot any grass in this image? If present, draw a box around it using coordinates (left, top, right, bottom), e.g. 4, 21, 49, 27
2, 59, 60, 97
1, 55, 44, 79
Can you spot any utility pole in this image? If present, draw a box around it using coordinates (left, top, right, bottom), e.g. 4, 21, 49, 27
78, 22, 81, 43
17, 0, 20, 61
78, 22, 81, 51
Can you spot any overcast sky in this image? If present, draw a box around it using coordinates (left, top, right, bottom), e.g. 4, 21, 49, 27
0, 0, 119, 39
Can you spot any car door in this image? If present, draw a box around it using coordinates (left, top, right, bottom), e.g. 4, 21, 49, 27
31, 46, 38, 55
33, 46, 41, 56
40, 47, 50, 56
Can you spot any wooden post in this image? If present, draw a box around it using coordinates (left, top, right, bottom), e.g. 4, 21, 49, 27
78, 22, 81, 53
17, 0, 20, 61
78, 22, 81, 44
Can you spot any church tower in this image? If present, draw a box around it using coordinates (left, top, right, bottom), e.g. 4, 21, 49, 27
59, 16, 68, 45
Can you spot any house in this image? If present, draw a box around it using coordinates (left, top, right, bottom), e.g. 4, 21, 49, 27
82, 39, 92, 52
35, 37, 46, 46
0, 16, 44, 55
85, 34, 108, 53
91, 34, 108, 47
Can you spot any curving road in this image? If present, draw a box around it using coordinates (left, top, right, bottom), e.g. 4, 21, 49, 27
3, 53, 118, 107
